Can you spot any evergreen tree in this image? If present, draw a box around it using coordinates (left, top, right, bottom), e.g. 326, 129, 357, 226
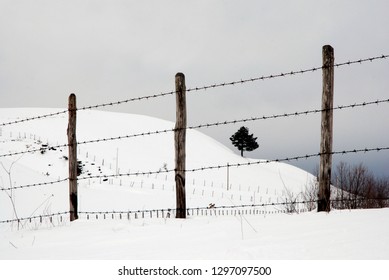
229, 126, 259, 157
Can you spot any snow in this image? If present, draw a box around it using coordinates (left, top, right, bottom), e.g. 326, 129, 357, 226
1, 108, 389, 261
2, 209, 389, 260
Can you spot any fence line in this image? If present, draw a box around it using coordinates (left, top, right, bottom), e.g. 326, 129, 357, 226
1, 54, 387, 128
1, 97, 388, 159
1, 197, 388, 225
80, 197, 389, 216
1, 49, 388, 222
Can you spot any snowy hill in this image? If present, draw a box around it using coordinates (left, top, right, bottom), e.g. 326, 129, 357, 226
1, 108, 388, 260
0, 108, 314, 218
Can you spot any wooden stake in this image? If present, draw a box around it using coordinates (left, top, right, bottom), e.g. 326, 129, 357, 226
68, 93, 78, 221
318, 45, 334, 212
175, 73, 187, 218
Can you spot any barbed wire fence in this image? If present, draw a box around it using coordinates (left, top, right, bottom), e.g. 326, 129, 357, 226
2, 197, 389, 226
0, 47, 388, 225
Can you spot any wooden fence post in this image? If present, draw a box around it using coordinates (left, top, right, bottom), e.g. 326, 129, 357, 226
175, 73, 187, 218
318, 45, 334, 212
68, 93, 78, 221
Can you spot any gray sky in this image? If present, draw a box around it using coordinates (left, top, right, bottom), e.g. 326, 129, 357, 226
1, 0, 388, 177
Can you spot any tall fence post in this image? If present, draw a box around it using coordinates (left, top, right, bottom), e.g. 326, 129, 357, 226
175, 73, 187, 218
318, 45, 334, 212
68, 93, 78, 221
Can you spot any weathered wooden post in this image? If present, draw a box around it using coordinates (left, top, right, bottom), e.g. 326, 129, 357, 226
175, 73, 187, 218
68, 93, 78, 221
318, 45, 334, 212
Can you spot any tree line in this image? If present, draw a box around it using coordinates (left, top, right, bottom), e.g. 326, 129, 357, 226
331, 162, 389, 209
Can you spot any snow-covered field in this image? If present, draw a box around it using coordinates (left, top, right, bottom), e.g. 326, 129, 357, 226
2, 208, 389, 260
0, 108, 388, 261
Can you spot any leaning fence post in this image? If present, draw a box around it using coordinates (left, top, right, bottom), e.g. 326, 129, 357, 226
318, 45, 334, 212
175, 72, 187, 218
68, 93, 78, 221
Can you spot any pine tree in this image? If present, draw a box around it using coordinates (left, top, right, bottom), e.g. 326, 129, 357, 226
229, 126, 259, 157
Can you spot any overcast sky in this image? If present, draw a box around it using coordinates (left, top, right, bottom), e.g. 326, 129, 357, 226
1, 0, 388, 177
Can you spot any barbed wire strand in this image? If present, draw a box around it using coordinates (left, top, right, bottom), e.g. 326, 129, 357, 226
187, 98, 389, 130
78, 98, 389, 146
76, 54, 389, 111
183, 147, 389, 173
0, 211, 69, 224
186, 55, 389, 93
1, 54, 387, 127
76, 146, 389, 181
0, 178, 68, 192
0, 110, 68, 127
2, 97, 387, 159
2, 145, 387, 192
78, 197, 389, 215
0, 144, 69, 158
2, 197, 388, 224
